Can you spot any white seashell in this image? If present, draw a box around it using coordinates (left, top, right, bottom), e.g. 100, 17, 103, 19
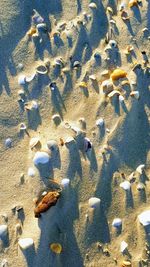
112, 218, 122, 228
5, 138, 12, 148
65, 137, 75, 144
61, 178, 70, 188
119, 95, 124, 103
89, 2, 97, 9
136, 164, 145, 174
120, 241, 128, 253
130, 91, 140, 99
138, 210, 150, 226
0, 225, 8, 238
29, 137, 40, 149
120, 181, 131, 191
27, 167, 36, 177
96, 118, 104, 127
33, 151, 50, 165
18, 75, 26, 85
18, 238, 34, 250
88, 197, 101, 208
26, 73, 36, 83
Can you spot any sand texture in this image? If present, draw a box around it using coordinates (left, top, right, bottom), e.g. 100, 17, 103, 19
0, 0, 150, 266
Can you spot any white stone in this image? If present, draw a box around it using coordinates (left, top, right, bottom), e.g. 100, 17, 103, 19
18, 238, 34, 250
33, 152, 50, 165
120, 181, 131, 191
112, 218, 122, 228
88, 197, 101, 208
0, 225, 8, 237
120, 241, 128, 253
138, 210, 150, 226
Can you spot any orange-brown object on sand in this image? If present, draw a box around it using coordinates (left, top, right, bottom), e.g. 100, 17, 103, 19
34, 191, 60, 218
111, 69, 127, 81
50, 243, 62, 254
121, 260, 132, 267
129, 0, 138, 8
27, 27, 37, 37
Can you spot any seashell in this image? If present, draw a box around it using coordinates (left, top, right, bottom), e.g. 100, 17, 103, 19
88, 197, 101, 208
26, 73, 36, 83
121, 10, 130, 21
89, 2, 97, 9
27, 167, 36, 177
5, 138, 12, 148
119, 95, 125, 103
1, 259, 8, 267
89, 74, 97, 81
112, 218, 122, 228
138, 210, 150, 226
33, 151, 50, 165
55, 58, 64, 67
27, 27, 37, 37
52, 114, 61, 124
142, 27, 149, 33
120, 241, 128, 253
130, 91, 140, 99
65, 137, 75, 144
73, 61, 81, 68
109, 19, 116, 25
79, 81, 88, 88
36, 23, 47, 33
101, 80, 113, 95
47, 140, 58, 151
111, 69, 127, 81
129, 0, 138, 8
109, 40, 117, 48
18, 238, 34, 250
121, 260, 132, 267
107, 7, 113, 13
120, 181, 131, 191
0, 225, 8, 238
62, 67, 70, 74
136, 164, 145, 174
20, 123, 27, 131
29, 137, 40, 150
108, 90, 120, 98
18, 75, 26, 85
119, 3, 126, 11
50, 243, 62, 254
96, 118, 104, 127
61, 178, 70, 188
34, 191, 60, 217
36, 65, 48, 75
137, 183, 145, 191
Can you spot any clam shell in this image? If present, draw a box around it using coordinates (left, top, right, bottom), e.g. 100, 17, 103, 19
33, 151, 50, 165
138, 210, 150, 226
29, 137, 40, 149
88, 197, 101, 208
18, 238, 34, 250
111, 69, 127, 81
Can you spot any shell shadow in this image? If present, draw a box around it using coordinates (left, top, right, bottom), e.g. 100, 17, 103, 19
21, 245, 36, 267
51, 85, 66, 119
27, 108, 42, 131
66, 141, 82, 180
35, 160, 54, 181
125, 189, 134, 209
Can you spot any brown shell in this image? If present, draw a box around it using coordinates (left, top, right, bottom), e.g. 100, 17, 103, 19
34, 191, 60, 218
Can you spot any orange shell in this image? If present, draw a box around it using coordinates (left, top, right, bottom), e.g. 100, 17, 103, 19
111, 69, 127, 81
27, 27, 37, 36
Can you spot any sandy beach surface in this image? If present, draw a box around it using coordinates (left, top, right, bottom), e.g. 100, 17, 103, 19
0, 0, 150, 266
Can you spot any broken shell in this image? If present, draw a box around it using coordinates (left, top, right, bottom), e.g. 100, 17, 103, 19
112, 218, 122, 228
27, 167, 36, 177
88, 197, 101, 208
0, 225, 8, 238
33, 151, 50, 165
120, 181, 131, 191
50, 243, 62, 254
29, 137, 40, 150
130, 91, 140, 99
18, 238, 34, 250
129, 0, 138, 8
18, 75, 26, 85
36, 65, 48, 75
136, 164, 145, 174
138, 210, 150, 226
96, 118, 104, 127
89, 2, 97, 9
111, 69, 127, 81
120, 241, 128, 253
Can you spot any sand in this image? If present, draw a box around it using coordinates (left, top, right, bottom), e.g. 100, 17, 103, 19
0, 0, 150, 266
